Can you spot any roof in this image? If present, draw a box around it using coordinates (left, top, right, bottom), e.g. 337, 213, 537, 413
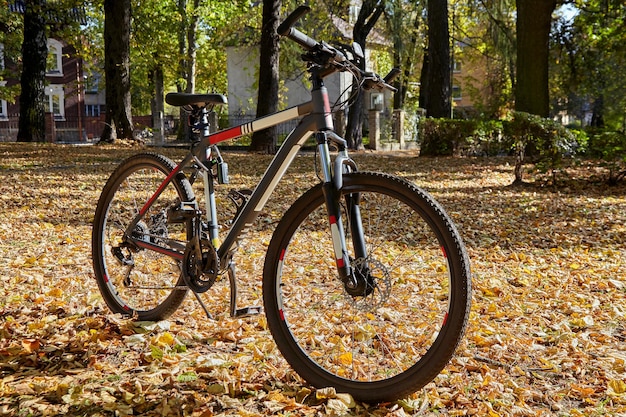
8, 0, 87, 25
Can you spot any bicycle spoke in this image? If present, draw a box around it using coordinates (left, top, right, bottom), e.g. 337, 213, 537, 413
93, 154, 191, 320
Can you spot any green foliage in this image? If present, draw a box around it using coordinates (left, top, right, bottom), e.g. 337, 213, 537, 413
503, 111, 584, 182
419, 118, 478, 156
587, 129, 626, 160
0, 1, 24, 100
418, 112, 587, 183
452, 0, 516, 117
585, 129, 626, 184
419, 118, 510, 157
551, 0, 626, 131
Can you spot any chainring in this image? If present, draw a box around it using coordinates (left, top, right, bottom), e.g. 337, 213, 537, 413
181, 239, 219, 293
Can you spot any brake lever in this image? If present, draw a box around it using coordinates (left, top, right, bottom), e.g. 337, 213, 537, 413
361, 72, 398, 93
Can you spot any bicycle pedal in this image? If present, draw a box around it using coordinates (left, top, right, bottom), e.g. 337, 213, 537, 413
234, 306, 262, 317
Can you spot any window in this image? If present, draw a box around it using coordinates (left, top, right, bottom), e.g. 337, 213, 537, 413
370, 92, 383, 110
453, 59, 462, 73
452, 85, 462, 101
0, 43, 4, 70
85, 104, 102, 117
46, 39, 63, 76
0, 80, 7, 120
84, 73, 101, 93
45, 85, 65, 119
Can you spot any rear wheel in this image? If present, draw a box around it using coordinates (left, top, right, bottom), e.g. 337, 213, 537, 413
263, 172, 471, 402
92, 153, 193, 321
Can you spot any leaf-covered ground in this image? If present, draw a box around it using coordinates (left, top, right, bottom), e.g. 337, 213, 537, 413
1, 142, 626, 416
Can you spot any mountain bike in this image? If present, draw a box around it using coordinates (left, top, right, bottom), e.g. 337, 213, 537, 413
92, 6, 471, 402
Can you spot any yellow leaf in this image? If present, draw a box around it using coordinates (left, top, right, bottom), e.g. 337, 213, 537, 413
316, 387, 337, 400
337, 352, 352, 365
47, 287, 63, 298
156, 332, 175, 347
23, 256, 38, 268
22, 339, 40, 353
609, 380, 626, 395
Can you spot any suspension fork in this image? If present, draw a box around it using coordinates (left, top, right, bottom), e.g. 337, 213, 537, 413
316, 132, 368, 290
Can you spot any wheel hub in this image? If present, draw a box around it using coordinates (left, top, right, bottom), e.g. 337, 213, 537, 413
345, 257, 391, 311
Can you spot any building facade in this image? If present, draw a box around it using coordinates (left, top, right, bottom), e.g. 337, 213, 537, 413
0, 38, 106, 142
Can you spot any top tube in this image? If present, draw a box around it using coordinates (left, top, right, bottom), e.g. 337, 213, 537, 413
207, 102, 314, 146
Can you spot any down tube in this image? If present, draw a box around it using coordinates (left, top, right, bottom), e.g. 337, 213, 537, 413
217, 119, 317, 259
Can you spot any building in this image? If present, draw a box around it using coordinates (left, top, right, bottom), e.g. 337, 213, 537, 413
0, 37, 107, 142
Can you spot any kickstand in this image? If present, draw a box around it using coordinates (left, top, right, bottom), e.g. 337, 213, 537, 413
228, 261, 263, 318
191, 291, 214, 320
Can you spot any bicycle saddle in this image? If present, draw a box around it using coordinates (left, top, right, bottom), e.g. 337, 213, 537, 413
165, 92, 227, 107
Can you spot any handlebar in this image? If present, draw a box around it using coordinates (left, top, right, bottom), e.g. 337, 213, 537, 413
278, 6, 399, 93
277, 6, 318, 51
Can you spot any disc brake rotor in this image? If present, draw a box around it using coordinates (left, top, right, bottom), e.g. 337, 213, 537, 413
346, 258, 392, 311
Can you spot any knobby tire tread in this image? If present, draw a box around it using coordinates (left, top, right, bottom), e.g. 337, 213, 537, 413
262, 172, 471, 402
92, 152, 193, 321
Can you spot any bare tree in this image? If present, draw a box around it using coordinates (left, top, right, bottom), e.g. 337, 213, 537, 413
344, 0, 385, 150
250, 0, 281, 154
100, 0, 134, 142
515, 0, 557, 117
17, 0, 47, 142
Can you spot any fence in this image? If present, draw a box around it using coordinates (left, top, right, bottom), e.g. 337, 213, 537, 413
0, 116, 17, 142
0, 114, 104, 143
0, 110, 423, 149
368, 109, 422, 151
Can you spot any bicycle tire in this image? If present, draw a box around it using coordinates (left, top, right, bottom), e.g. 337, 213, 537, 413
92, 153, 193, 321
262, 172, 471, 402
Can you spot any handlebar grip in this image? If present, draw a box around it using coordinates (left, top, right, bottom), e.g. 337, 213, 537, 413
277, 5, 311, 36
283, 27, 318, 50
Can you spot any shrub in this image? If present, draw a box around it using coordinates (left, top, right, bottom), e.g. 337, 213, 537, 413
585, 129, 626, 184
418, 112, 587, 184
502, 111, 585, 183
419, 118, 474, 156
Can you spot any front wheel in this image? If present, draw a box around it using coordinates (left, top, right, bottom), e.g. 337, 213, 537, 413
263, 172, 471, 402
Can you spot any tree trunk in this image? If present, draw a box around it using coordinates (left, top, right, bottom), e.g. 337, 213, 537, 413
250, 0, 281, 154
390, 5, 422, 110
424, 0, 451, 119
175, 0, 199, 142
17, 0, 48, 143
150, 62, 165, 144
514, 0, 556, 117
590, 95, 605, 128
185, 0, 200, 95
418, 52, 430, 110
345, 0, 385, 150
101, 0, 134, 142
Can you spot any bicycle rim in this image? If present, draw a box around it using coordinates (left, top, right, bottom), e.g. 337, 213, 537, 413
263, 172, 470, 401
93, 153, 191, 319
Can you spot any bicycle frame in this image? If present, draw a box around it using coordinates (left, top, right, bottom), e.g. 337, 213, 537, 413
125, 72, 359, 282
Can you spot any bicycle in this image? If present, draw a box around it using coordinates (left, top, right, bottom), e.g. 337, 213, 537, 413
92, 6, 471, 402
